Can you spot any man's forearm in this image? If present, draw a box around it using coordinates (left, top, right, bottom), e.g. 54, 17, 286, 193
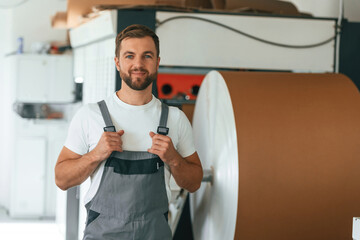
169, 154, 203, 193
55, 152, 101, 191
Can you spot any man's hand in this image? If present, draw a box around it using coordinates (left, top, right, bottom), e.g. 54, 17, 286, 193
148, 131, 181, 167
55, 129, 124, 190
147, 131, 203, 192
91, 130, 124, 161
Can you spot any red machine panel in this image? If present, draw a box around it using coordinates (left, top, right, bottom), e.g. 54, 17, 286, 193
157, 73, 204, 100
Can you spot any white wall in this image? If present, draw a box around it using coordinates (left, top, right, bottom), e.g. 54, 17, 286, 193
285, 0, 360, 22
0, 0, 67, 210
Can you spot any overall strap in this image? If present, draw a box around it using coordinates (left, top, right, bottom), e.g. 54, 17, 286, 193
97, 100, 116, 132
157, 102, 169, 136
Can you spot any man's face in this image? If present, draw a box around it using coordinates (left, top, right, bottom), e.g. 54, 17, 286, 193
114, 36, 160, 91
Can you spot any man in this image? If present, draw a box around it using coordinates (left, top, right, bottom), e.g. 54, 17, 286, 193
55, 24, 203, 240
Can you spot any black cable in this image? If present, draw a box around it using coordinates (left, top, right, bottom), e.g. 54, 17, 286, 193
156, 16, 336, 49
0, 0, 28, 9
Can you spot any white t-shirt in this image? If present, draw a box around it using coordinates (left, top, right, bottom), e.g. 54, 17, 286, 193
64, 92, 196, 205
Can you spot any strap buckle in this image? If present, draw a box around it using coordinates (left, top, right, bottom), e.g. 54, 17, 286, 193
157, 126, 169, 135
103, 126, 116, 132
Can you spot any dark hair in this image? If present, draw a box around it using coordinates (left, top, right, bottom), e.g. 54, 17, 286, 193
115, 24, 160, 58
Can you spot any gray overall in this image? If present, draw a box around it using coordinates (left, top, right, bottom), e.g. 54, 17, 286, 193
83, 100, 172, 240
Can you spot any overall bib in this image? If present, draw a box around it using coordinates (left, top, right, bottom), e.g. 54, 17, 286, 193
83, 100, 172, 240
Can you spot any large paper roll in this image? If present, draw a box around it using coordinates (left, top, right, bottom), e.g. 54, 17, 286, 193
191, 71, 360, 240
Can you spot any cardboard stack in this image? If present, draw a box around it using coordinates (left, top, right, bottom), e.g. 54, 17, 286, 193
51, 0, 302, 29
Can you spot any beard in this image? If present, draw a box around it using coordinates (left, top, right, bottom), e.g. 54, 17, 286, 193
119, 67, 157, 91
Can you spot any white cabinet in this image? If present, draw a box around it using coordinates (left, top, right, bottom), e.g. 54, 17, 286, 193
17, 57, 49, 102
8, 117, 69, 218
10, 137, 46, 217
8, 54, 74, 103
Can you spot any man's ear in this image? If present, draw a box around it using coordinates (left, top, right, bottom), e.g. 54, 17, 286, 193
157, 57, 160, 69
114, 57, 120, 71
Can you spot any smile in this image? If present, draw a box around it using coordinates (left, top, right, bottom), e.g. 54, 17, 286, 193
131, 71, 147, 76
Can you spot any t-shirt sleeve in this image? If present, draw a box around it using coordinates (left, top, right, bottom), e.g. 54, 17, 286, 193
64, 106, 89, 155
176, 110, 196, 158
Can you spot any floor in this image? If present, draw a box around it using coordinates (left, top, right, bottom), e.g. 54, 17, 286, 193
0, 206, 64, 240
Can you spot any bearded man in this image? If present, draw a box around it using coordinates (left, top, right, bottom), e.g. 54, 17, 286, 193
55, 24, 203, 240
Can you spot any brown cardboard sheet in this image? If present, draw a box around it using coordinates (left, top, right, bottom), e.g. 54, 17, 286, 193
215, 72, 360, 239
51, 12, 68, 29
